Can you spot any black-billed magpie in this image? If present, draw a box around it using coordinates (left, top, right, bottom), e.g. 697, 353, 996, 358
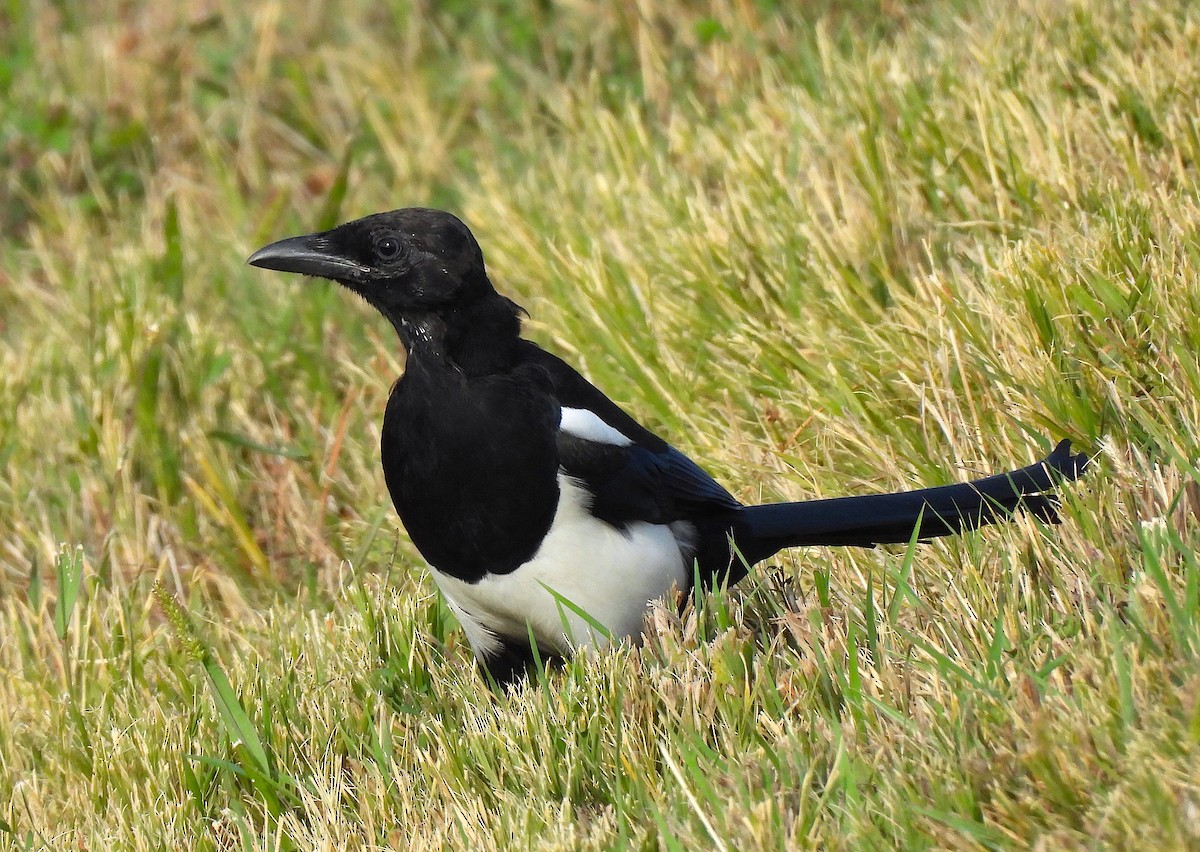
248, 208, 1089, 686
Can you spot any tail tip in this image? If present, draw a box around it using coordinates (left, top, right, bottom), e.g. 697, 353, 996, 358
1048, 438, 1091, 481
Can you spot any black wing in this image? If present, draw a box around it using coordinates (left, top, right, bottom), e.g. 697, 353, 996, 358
556, 431, 741, 527
518, 341, 742, 528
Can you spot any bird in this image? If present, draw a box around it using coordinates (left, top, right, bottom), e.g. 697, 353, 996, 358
248, 207, 1090, 687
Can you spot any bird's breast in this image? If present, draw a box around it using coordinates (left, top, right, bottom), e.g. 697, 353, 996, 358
380, 372, 562, 582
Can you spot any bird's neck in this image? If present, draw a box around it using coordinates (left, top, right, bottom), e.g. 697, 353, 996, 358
394, 290, 523, 377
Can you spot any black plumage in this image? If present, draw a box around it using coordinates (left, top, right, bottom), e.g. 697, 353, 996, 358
248, 208, 1090, 687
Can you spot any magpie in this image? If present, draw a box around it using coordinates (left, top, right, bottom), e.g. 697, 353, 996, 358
248, 208, 1089, 686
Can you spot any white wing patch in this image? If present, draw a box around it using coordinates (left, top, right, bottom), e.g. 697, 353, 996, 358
559, 407, 632, 447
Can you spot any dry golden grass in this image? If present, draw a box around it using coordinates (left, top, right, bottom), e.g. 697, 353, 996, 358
3, 0, 1200, 848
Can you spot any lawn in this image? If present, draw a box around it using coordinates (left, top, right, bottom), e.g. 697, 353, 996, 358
3, 0, 1200, 848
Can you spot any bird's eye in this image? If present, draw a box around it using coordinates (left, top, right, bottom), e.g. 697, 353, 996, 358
374, 236, 403, 261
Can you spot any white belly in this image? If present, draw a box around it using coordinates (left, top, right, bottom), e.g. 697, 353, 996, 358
429, 474, 693, 660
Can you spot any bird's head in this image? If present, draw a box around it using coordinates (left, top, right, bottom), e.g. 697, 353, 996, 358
248, 207, 492, 327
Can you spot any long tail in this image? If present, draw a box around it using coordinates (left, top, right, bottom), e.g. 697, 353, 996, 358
739, 439, 1090, 563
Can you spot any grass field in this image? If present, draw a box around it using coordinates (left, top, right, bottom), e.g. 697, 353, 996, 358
3, 0, 1200, 847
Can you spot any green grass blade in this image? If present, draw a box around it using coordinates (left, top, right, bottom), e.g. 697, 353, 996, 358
53, 547, 83, 640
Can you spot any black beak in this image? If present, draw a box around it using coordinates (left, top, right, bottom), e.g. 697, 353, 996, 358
247, 233, 367, 281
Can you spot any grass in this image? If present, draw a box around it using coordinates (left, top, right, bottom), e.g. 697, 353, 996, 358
2, 0, 1200, 847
